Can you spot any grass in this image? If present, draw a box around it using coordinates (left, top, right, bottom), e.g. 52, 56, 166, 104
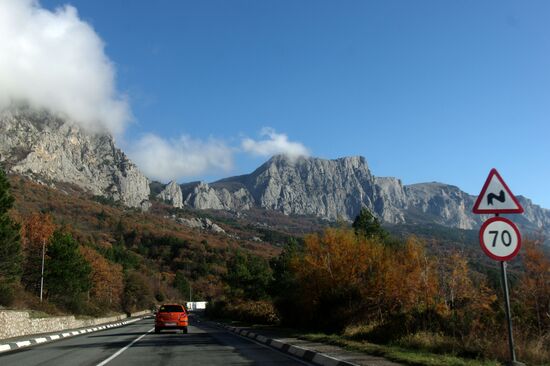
205, 313, 502, 366
301, 333, 501, 366
27, 310, 54, 318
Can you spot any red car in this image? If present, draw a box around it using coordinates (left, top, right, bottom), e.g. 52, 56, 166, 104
155, 304, 188, 334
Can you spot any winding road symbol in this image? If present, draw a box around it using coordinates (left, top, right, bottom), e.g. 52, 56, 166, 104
487, 190, 505, 205
472, 168, 523, 214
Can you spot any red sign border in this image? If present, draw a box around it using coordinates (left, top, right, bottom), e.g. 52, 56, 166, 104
479, 216, 522, 261
472, 168, 524, 214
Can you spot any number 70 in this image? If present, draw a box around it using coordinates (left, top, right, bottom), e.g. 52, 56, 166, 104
488, 230, 512, 247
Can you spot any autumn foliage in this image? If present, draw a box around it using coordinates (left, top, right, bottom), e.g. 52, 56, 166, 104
80, 246, 124, 309
266, 227, 550, 363
21, 213, 55, 294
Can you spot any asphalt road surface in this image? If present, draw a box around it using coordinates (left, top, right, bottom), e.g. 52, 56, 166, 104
0, 316, 312, 366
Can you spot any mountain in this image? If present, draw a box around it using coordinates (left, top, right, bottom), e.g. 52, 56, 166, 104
156, 155, 549, 237
0, 107, 150, 209
1, 108, 547, 238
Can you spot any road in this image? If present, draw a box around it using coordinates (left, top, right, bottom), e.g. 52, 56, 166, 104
0, 316, 311, 366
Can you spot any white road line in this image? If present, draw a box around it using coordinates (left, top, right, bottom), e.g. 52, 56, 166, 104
95, 328, 153, 366
16, 341, 31, 347
227, 328, 313, 366
0, 344, 11, 352
34, 338, 47, 344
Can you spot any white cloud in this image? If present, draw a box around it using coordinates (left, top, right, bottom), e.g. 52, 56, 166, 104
241, 127, 310, 158
0, 0, 129, 135
127, 134, 234, 182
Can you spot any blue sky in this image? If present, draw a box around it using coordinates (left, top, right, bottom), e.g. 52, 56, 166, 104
37, 0, 550, 207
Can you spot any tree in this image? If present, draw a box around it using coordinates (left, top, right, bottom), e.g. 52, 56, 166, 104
21, 213, 55, 294
290, 227, 386, 330
269, 239, 300, 298
0, 167, 21, 305
438, 252, 496, 337
352, 207, 389, 241
122, 271, 153, 313
516, 240, 550, 335
174, 270, 191, 300
45, 230, 91, 312
80, 246, 124, 310
225, 251, 272, 300
382, 237, 440, 316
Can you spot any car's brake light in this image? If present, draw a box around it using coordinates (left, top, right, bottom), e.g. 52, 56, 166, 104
179, 314, 187, 321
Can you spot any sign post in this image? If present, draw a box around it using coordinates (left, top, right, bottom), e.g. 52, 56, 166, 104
473, 169, 524, 366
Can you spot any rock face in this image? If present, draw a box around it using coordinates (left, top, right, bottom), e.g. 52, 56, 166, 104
183, 182, 254, 211
176, 216, 225, 234
0, 107, 150, 209
177, 155, 550, 236
180, 155, 407, 222
157, 181, 183, 208
404, 183, 479, 229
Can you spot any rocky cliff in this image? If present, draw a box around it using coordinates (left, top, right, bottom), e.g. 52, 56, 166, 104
0, 107, 150, 209
157, 181, 183, 208
3, 107, 546, 235
170, 155, 550, 235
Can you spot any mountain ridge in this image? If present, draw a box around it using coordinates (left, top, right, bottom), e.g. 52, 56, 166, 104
0, 107, 151, 209
164, 155, 550, 237
1, 108, 547, 238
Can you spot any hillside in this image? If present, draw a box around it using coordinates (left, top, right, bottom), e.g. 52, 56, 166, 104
7, 174, 284, 305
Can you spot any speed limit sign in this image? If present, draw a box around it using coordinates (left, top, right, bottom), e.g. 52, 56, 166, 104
479, 216, 522, 261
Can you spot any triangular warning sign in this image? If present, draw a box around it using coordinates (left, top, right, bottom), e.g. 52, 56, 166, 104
473, 168, 524, 214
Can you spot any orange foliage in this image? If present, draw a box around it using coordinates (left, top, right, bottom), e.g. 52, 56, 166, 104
21, 212, 55, 250
289, 228, 498, 335
296, 228, 381, 296
516, 240, 550, 334
383, 237, 440, 314
80, 246, 124, 308
21, 213, 56, 293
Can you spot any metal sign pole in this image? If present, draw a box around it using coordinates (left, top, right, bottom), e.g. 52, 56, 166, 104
40, 239, 45, 303
500, 260, 516, 363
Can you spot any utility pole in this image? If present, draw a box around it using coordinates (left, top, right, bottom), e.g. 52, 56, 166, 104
40, 238, 45, 302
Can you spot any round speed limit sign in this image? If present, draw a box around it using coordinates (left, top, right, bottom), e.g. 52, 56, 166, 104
479, 217, 521, 261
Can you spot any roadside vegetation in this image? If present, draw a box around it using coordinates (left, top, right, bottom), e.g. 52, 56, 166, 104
208, 209, 550, 365
1, 167, 549, 364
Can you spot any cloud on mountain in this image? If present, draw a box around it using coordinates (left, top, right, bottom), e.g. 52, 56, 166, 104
128, 127, 310, 181
241, 127, 310, 158
0, 0, 129, 135
127, 134, 234, 182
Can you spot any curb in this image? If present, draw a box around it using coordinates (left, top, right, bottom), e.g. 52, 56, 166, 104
221, 324, 359, 366
0, 314, 151, 354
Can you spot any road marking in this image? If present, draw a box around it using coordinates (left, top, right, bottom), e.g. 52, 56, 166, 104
34, 338, 47, 344
16, 341, 31, 347
218, 325, 313, 366
95, 328, 153, 366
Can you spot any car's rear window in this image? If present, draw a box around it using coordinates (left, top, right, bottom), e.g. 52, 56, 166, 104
158, 305, 184, 313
